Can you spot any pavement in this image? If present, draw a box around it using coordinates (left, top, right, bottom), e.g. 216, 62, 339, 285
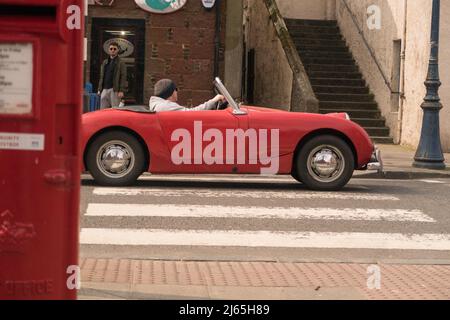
77, 143, 450, 300
354, 144, 450, 179
78, 259, 450, 300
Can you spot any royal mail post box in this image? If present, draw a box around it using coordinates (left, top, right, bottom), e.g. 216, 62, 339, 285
0, 0, 84, 299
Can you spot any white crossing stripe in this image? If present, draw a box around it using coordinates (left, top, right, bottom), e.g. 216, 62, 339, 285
80, 229, 450, 251
420, 180, 446, 184
138, 175, 295, 183
85, 204, 434, 222
93, 188, 400, 201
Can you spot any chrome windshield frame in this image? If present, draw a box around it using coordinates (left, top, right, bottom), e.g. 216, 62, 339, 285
214, 77, 247, 115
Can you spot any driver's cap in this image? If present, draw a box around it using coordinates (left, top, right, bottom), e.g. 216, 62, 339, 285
154, 79, 177, 100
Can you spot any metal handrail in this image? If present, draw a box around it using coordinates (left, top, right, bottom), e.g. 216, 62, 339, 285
341, 0, 401, 94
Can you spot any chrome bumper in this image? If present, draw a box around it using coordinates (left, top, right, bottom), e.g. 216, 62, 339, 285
367, 147, 383, 172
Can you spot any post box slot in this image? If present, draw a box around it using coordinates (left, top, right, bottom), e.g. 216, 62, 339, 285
0, 5, 57, 20
0, 4, 58, 33
0, 5, 56, 17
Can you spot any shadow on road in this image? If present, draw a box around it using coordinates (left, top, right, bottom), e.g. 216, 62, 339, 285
81, 176, 408, 194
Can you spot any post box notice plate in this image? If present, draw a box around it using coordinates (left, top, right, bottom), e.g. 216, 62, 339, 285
0, 43, 33, 115
0, 132, 44, 151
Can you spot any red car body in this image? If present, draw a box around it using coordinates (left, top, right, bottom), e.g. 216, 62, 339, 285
81, 105, 374, 175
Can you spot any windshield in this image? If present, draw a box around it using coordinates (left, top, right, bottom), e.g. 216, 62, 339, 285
213, 77, 245, 114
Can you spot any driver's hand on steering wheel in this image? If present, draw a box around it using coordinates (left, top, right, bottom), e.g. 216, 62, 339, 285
212, 94, 226, 103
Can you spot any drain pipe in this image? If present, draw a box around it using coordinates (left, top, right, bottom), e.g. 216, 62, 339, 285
397, 0, 408, 144
214, 0, 222, 78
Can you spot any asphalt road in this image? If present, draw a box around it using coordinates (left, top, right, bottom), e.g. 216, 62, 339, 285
79, 175, 450, 264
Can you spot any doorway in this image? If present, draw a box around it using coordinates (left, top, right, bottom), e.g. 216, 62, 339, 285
90, 18, 145, 104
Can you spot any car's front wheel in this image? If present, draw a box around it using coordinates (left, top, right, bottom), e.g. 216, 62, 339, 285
295, 135, 354, 191
86, 131, 145, 186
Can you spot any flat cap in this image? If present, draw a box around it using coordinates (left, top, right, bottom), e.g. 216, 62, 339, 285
154, 79, 177, 99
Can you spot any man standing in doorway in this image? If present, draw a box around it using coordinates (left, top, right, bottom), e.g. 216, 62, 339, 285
97, 42, 127, 109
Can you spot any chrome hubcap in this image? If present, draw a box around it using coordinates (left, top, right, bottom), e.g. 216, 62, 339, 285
96, 140, 135, 178
307, 145, 345, 183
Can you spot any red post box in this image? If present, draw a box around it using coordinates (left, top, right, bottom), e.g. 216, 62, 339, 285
0, 0, 84, 299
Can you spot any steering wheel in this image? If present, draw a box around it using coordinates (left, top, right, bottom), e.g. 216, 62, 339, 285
216, 100, 229, 110
213, 87, 229, 110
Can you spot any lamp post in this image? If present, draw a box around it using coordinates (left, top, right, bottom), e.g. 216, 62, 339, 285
413, 0, 446, 170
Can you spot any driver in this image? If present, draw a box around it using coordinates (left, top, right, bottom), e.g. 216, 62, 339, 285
149, 79, 226, 112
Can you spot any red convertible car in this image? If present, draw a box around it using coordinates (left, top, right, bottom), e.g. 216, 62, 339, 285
82, 78, 382, 191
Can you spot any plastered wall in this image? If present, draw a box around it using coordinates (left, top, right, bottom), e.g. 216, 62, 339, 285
244, 0, 293, 110
336, 0, 450, 151
274, 0, 450, 151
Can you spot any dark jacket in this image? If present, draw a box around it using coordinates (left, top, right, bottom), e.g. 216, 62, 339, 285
98, 56, 127, 93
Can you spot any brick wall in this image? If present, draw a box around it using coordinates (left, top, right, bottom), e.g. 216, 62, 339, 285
86, 0, 227, 107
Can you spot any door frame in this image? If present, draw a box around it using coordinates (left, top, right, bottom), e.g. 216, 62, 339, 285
90, 18, 146, 104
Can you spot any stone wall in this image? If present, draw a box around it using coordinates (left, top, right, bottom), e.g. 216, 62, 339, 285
259, 0, 450, 151
243, 0, 293, 110
336, 0, 450, 151
438, 1, 450, 151
401, 0, 450, 152
336, 0, 405, 143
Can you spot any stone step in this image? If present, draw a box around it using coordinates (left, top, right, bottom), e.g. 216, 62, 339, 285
285, 19, 338, 27
302, 57, 355, 65
294, 38, 347, 47
288, 20, 394, 143
320, 109, 381, 119
317, 93, 375, 103
300, 50, 353, 59
286, 25, 341, 34
309, 78, 367, 87
320, 101, 378, 110
306, 64, 359, 73
290, 32, 343, 40
352, 118, 387, 127
364, 127, 391, 137
372, 136, 394, 144
308, 70, 362, 79
312, 85, 369, 94
297, 44, 348, 52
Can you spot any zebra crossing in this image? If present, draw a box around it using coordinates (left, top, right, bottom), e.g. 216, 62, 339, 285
80, 177, 450, 260
85, 203, 433, 222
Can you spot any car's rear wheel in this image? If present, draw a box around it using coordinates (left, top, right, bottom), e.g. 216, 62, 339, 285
295, 135, 354, 191
86, 131, 145, 186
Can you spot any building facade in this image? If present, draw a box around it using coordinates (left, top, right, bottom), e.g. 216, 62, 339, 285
243, 0, 450, 151
85, 0, 450, 152
85, 0, 227, 107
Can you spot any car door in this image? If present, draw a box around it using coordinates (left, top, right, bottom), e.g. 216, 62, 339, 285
156, 109, 246, 173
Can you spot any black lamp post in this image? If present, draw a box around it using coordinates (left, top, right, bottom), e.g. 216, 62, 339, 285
413, 0, 446, 170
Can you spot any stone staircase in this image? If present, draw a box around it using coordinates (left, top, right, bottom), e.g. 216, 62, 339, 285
285, 19, 393, 144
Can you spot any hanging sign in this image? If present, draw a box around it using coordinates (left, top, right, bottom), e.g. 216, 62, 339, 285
134, 0, 187, 14
202, 0, 216, 9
